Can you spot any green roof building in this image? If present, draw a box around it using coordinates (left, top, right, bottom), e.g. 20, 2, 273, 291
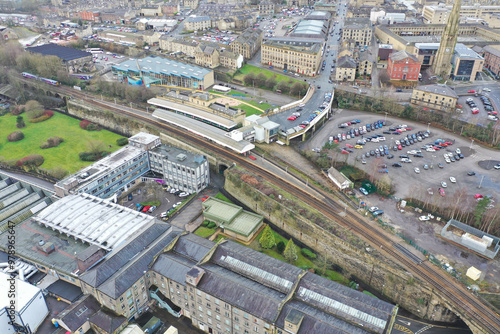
202, 197, 264, 242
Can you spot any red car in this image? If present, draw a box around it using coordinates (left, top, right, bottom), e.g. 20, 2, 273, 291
457, 104, 462, 108
142, 205, 151, 212
468, 90, 476, 93
345, 143, 354, 148
445, 141, 453, 145
489, 111, 498, 115
397, 145, 402, 150
471, 109, 479, 114
439, 188, 446, 196
341, 150, 349, 154
249, 155, 257, 160
287, 115, 297, 121
405, 127, 412, 131
474, 194, 483, 199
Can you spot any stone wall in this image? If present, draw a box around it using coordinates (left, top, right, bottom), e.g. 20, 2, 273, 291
224, 167, 459, 324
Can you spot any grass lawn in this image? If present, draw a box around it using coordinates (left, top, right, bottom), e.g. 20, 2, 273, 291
0, 112, 124, 173
236, 104, 264, 116
194, 226, 217, 238
215, 192, 232, 203
235, 64, 303, 87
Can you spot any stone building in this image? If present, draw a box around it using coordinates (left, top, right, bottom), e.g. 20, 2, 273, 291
259, 1, 275, 16
160, 36, 199, 57
261, 38, 323, 76
342, 18, 373, 46
410, 84, 458, 112
336, 55, 357, 81
184, 15, 211, 31
230, 27, 262, 60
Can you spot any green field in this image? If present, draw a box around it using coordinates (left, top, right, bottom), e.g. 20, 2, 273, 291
234, 64, 303, 87
194, 226, 217, 238
0, 112, 123, 173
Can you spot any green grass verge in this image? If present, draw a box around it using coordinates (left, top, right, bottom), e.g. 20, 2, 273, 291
0, 112, 122, 173
236, 103, 264, 116
214, 234, 227, 243
215, 192, 232, 203
234, 64, 303, 87
194, 226, 217, 238
140, 201, 161, 206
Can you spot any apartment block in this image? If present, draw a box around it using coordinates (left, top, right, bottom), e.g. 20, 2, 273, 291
411, 84, 458, 112
342, 18, 373, 46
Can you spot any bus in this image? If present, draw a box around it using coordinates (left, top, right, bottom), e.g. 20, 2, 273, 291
213, 84, 231, 93
86, 48, 103, 54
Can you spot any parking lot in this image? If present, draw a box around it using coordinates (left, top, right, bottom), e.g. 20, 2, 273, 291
305, 109, 500, 202
456, 92, 499, 124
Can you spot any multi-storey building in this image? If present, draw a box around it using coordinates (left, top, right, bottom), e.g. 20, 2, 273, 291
148, 145, 210, 194
195, 44, 220, 68
336, 55, 357, 81
387, 50, 421, 81
261, 38, 323, 76
259, 1, 275, 16
219, 49, 243, 70
423, 4, 500, 24
451, 44, 484, 81
410, 84, 458, 112
184, 15, 211, 31
230, 28, 262, 60
342, 18, 373, 46
481, 45, 500, 78
54, 132, 159, 198
160, 36, 199, 57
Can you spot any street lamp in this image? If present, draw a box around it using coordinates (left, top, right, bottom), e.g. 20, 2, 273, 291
470, 139, 474, 151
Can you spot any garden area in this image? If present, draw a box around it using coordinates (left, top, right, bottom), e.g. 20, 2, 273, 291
208, 89, 275, 116
0, 105, 124, 177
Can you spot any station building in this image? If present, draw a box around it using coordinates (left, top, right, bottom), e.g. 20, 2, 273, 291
112, 55, 214, 90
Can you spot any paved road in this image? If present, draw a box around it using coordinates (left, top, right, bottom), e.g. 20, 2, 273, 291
393, 316, 472, 334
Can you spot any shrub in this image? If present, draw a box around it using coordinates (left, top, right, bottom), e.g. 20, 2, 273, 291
11, 105, 25, 115
207, 222, 217, 229
16, 116, 25, 129
29, 110, 54, 123
116, 137, 128, 146
79, 119, 99, 131
49, 167, 68, 179
16, 155, 44, 167
26, 108, 46, 120
301, 248, 317, 259
79, 152, 99, 161
276, 241, 285, 254
7, 131, 24, 142
202, 221, 209, 227
40, 136, 64, 149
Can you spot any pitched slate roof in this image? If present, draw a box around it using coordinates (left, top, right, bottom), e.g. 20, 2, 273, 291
389, 50, 419, 62
414, 84, 458, 98
89, 310, 127, 333
57, 295, 101, 331
80, 222, 181, 298
337, 55, 357, 69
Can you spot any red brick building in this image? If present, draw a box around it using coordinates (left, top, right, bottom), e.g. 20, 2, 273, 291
387, 50, 421, 81
482, 46, 500, 78
77, 10, 101, 22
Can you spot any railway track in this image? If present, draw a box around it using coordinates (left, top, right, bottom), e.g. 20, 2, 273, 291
57, 86, 500, 333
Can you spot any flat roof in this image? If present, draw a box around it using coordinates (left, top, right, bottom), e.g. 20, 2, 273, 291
148, 97, 237, 129
227, 211, 263, 237
152, 108, 254, 154
0, 272, 43, 310
113, 55, 211, 80
150, 145, 207, 169
32, 193, 156, 251
203, 197, 242, 223
27, 44, 91, 61
55, 144, 144, 193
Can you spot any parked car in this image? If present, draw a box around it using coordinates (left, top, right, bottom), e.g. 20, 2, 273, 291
414, 167, 420, 174
474, 194, 483, 199
372, 210, 384, 216
441, 181, 447, 188
439, 188, 446, 196
142, 205, 151, 212
467, 171, 476, 176
368, 206, 379, 212
173, 201, 182, 208
419, 216, 430, 221
449, 177, 456, 183
359, 187, 369, 195
179, 192, 189, 197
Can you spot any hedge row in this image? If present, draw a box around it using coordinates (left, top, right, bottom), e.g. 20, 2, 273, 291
79, 151, 109, 161
301, 248, 317, 259
40, 136, 64, 149
79, 119, 100, 131
29, 110, 54, 123
7, 131, 24, 142
16, 154, 44, 167
116, 137, 128, 146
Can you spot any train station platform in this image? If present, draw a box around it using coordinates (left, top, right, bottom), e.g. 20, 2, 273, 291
152, 108, 254, 154
148, 97, 237, 131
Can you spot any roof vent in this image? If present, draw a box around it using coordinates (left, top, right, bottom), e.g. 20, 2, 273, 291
176, 153, 187, 161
